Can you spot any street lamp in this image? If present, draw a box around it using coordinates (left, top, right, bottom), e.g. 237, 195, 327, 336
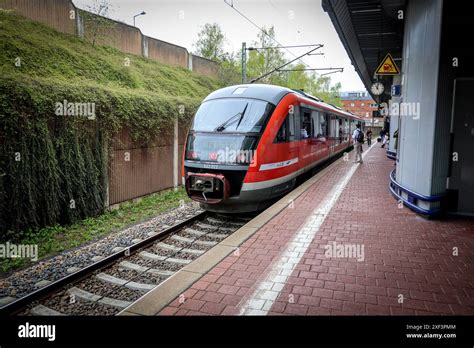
133, 11, 146, 27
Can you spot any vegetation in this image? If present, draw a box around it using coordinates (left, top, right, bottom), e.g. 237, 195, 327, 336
193, 23, 226, 61
193, 23, 342, 105
0, 10, 220, 238
0, 188, 191, 275
81, 0, 115, 47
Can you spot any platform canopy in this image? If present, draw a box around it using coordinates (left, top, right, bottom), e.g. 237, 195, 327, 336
322, 0, 405, 98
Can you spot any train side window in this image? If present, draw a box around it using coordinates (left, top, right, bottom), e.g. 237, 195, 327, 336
330, 115, 337, 138
320, 113, 328, 136
310, 110, 320, 138
288, 111, 295, 141
275, 112, 296, 143
275, 117, 288, 143
300, 108, 312, 139
337, 117, 343, 143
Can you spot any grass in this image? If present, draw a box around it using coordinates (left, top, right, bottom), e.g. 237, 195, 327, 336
0, 10, 217, 259
0, 10, 220, 99
0, 10, 220, 275
0, 187, 192, 276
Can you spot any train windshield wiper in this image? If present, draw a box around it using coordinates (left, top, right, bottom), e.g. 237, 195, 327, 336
214, 104, 248, 132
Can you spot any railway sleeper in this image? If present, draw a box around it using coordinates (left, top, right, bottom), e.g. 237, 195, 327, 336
30, 304, 65, 316
95, 273, 155, 291
68, 287, 131, 309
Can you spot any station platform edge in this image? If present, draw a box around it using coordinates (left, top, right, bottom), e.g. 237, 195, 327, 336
120, 143, 474, 316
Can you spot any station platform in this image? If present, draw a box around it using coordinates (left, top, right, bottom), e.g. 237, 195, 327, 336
121, 143, 474, 316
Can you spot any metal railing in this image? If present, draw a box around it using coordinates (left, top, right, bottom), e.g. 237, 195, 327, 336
389, 169, 444, 216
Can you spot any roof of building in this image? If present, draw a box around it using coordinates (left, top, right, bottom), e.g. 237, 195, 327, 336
340, 90, 374, 101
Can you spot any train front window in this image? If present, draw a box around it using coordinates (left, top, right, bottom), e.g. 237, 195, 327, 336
191, 98, 273, 133
185, 134, 258, 165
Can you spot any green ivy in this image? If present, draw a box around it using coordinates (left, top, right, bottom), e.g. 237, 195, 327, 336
0, 11, 221, 240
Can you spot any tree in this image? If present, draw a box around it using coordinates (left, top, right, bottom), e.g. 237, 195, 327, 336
193, 23, 225, 61
307, 74, 342, 106
84, 0, 114, 47
191, 23, 344, 98
286, 63, 311, 90
218, 52, 241, 86
246, 26, 286, 84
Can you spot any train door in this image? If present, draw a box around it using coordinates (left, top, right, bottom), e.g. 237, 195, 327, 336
329, 114, 337, 156
299, 107, 313, 170
344, 118, 350, 144
336, 117, 344, 152
308, 110, 321, 161
350, 119, 356, 146
287, 106, 298, 167
312, 110, 329, 160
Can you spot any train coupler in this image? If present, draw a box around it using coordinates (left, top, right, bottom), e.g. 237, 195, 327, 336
185, 172, 230, 204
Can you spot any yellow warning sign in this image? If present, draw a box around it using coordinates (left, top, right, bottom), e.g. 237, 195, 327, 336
375, 53, 400, 75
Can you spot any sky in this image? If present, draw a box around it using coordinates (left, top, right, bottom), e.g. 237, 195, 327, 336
73, 0, 366, 92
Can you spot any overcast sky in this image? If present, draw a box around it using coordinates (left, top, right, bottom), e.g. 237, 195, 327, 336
73, 0, 365, 91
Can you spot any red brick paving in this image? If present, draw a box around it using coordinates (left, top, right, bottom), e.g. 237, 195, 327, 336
159, 145, 474, 315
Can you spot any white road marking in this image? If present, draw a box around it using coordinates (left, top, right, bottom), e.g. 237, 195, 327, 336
239, 142, 375, 315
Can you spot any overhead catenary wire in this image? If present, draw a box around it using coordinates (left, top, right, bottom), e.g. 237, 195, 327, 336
247, 44, 324, 50
250, 45, 323, 83
223, 0, 312, 69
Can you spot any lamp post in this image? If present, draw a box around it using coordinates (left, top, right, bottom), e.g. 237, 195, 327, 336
133, 11, 146, 27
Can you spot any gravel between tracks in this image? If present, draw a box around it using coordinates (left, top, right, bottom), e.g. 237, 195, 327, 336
0, 204, 202, 299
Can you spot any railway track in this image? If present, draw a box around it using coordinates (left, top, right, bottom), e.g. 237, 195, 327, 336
1, 212, 251, 316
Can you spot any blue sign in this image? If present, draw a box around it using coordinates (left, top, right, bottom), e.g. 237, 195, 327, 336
391, 85, 401, 96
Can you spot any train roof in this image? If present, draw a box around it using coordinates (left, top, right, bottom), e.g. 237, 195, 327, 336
203, 84, 293, 105
203, 84, 362, 121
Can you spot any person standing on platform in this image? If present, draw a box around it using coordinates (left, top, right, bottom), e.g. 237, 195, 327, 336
380, 128, 387, 148
352, 123, 364, 163
366, 128, 373, 146
382, 131, 388, 148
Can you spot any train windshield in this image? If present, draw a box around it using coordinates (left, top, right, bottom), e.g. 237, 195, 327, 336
185, 133, 258, 165
191, 98, 274, 133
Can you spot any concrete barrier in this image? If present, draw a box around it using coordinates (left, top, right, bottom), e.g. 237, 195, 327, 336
0, 0, 219, 76
0, 0, 76, 34
191, 54, 219, 77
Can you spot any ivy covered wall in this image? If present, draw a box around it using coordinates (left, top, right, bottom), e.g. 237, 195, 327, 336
0, 11, 220, 239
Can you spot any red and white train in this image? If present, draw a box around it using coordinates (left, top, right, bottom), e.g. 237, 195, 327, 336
183, 84, 364, 213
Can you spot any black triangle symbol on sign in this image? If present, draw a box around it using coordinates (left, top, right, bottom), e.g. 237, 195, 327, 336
375, 53, 400, 75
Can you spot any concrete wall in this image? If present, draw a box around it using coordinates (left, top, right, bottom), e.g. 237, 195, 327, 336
191, 54, 220, 77
0, 0, 76, 34
79, 10, 142, 56
396, 0, 443, 209
147, 37, 188, 68
0, 0, 218, 206
0, 0, 219, 77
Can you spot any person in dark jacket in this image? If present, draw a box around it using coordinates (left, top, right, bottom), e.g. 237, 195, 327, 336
366, 128, 373, 146
380, 128, 387, 148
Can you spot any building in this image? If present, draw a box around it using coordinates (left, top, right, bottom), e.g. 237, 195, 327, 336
339, 90, 379, 127
323, 0, 474, 216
